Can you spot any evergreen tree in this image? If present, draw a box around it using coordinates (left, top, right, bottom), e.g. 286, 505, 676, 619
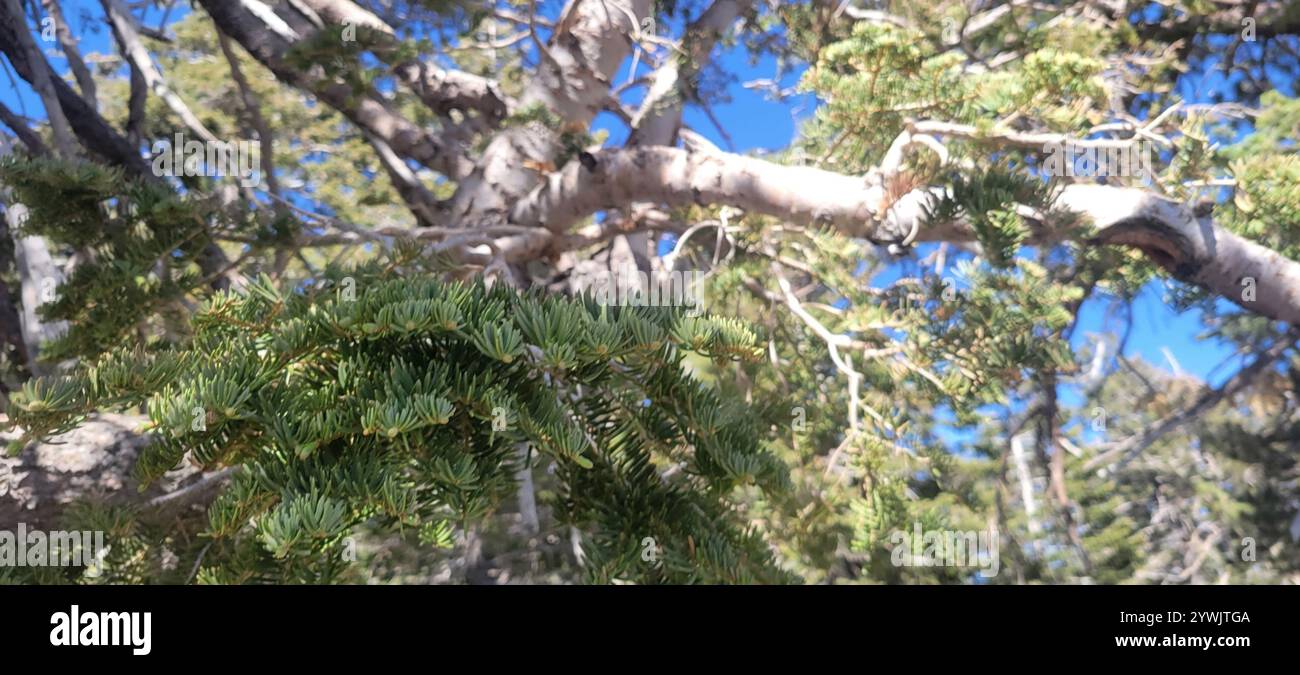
0, 0, 1298, 585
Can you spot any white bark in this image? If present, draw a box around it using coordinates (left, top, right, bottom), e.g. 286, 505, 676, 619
1010, 433, 1042, 543
609, 0, 747, 284
515, 443, 539, 536
511, 146, 1300, 325
10, 227, 67, 375
447, 0, 652, 226
293, 0, 392, 35
628, 0, 747, 147
0, 137, 67, 375
393, 62, 512, 122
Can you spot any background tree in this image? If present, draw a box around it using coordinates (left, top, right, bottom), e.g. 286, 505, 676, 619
1, 0, 1298, 584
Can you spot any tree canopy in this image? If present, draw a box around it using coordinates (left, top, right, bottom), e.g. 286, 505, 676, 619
1, 0, 1299, 584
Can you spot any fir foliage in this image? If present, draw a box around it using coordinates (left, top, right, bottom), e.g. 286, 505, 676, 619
3, 162, 789, 583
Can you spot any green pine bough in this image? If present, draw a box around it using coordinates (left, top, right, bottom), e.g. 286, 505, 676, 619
5, 241, 792, 584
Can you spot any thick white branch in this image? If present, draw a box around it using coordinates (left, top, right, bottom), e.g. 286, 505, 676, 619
512, 146, 1300, 325
628, 0, 748, 146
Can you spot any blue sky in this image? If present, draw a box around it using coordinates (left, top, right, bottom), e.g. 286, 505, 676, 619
0, 0, 1287, 394
646, 30, 1261, 391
